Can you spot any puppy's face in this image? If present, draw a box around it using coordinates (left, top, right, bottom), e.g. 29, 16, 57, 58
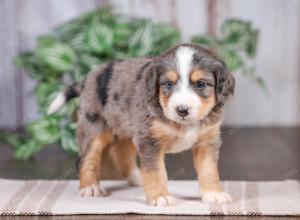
151, 45, 234, 124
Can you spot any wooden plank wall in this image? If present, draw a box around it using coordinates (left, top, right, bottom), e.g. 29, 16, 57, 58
218, 0, 300, 126
0, 0, 299, 128
0, 0, 104, 128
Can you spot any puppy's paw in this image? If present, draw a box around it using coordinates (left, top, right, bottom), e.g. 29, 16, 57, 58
128, 168, 143, 186
202, 191, 232, 204
79, 183, 108, 197
148, 195, 176, 207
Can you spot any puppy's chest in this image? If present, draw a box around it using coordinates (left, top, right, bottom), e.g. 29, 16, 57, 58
165, 126, 200, 154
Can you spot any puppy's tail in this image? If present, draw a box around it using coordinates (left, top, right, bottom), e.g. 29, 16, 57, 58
47, 83, 82, 114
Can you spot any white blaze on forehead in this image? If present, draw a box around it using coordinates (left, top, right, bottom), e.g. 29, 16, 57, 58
176, 46, 195, 83
163, 46, 202, 123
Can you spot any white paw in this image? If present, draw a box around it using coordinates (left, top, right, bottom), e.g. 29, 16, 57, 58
202, 191, 232, 204
149, 195, 176, 207
79, 183, 108, 197
128, 167, 143, 186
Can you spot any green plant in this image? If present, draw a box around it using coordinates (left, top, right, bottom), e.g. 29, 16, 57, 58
1, 7, 180, 160
192, 19, 265, 90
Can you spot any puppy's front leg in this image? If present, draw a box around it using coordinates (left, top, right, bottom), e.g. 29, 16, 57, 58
138, 136, 175, 207
192, 142, 232, 204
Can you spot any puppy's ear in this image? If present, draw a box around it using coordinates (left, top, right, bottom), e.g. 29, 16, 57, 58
145, 62, 162, 114
215, 62, 235, 107
145, 65, 158, 102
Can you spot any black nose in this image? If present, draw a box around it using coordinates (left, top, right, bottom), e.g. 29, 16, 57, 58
176, 105, 189, 117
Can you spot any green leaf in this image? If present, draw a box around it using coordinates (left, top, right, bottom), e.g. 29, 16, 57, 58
54, 7, 115, 42
128, 25, 154, 56
37, 36, 57, 47
221, 19, 258, 58
221, 19, 251, 43
36, 81, 64, 113
61, 122, 78, 154
0, 132, 26, 149
0, 131, 44, 160
113, 22, 131, 48
15, 139, 43, 160
71, 66, 88, 83
14, 52, 44, 80
86, 23, 113, 54
244, 30, 258, 57
219, 47, 243, 71
36, 42, 76, 72
68, 32, 89, 52
58, 98, 79, 117
151, 23, 180, 55
80, 54, 103, 69
127, 18, 149, 30
26, 116, 61, 144
192, 35, 218, 47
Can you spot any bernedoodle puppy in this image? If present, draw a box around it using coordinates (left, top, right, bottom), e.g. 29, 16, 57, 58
48, 43, 235, 206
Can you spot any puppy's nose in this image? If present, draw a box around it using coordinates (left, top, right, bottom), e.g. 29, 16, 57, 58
176, 105, 189, 117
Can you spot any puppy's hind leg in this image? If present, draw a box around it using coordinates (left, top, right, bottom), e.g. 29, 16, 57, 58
110, 138, 142, 186
79, 131, 113, 197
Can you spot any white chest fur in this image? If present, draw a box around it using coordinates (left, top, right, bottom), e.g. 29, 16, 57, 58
166, 125, 200, 154
151, 120, 215, 154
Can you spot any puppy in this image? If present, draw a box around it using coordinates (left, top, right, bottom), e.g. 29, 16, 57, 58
48, 43, 235, 206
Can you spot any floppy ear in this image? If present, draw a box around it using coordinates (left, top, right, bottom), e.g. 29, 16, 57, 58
145, 63, 161, 111
215, 62, 235, 107
145, 65, 158, 102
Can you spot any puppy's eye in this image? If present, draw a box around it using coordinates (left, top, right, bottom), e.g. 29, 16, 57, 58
195, 80, 206, 89
165, 80, 174, 89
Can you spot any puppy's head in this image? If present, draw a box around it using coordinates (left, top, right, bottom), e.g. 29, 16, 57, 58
146, 44, 235, 124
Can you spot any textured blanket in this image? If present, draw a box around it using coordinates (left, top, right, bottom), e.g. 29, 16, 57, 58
0, 179, 299, 216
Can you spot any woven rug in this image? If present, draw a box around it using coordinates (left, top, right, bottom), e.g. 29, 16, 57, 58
0, 179, 299, 216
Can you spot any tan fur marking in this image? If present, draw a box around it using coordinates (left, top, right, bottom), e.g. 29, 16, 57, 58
109, 138, 137, 177
150, 119, 186, 151
141, 147, 169, 202
151, 119, 183, 135
158, 71, 178, 117
80, 132, 113, 188
192, 128, 222, 193
152, 119, 218, 153
197, 124, 220, 142
190, 70, 205, 82
159, 89, 169, 112
198, 94, 216, 119
166, 70, 178, 83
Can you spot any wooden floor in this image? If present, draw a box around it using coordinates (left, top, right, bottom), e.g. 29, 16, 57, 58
0, 127, 299, 219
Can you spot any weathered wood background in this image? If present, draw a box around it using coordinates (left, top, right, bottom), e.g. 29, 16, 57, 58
0, 0, 299, 128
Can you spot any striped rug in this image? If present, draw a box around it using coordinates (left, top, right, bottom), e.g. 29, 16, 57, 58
0, 179, 299, 216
